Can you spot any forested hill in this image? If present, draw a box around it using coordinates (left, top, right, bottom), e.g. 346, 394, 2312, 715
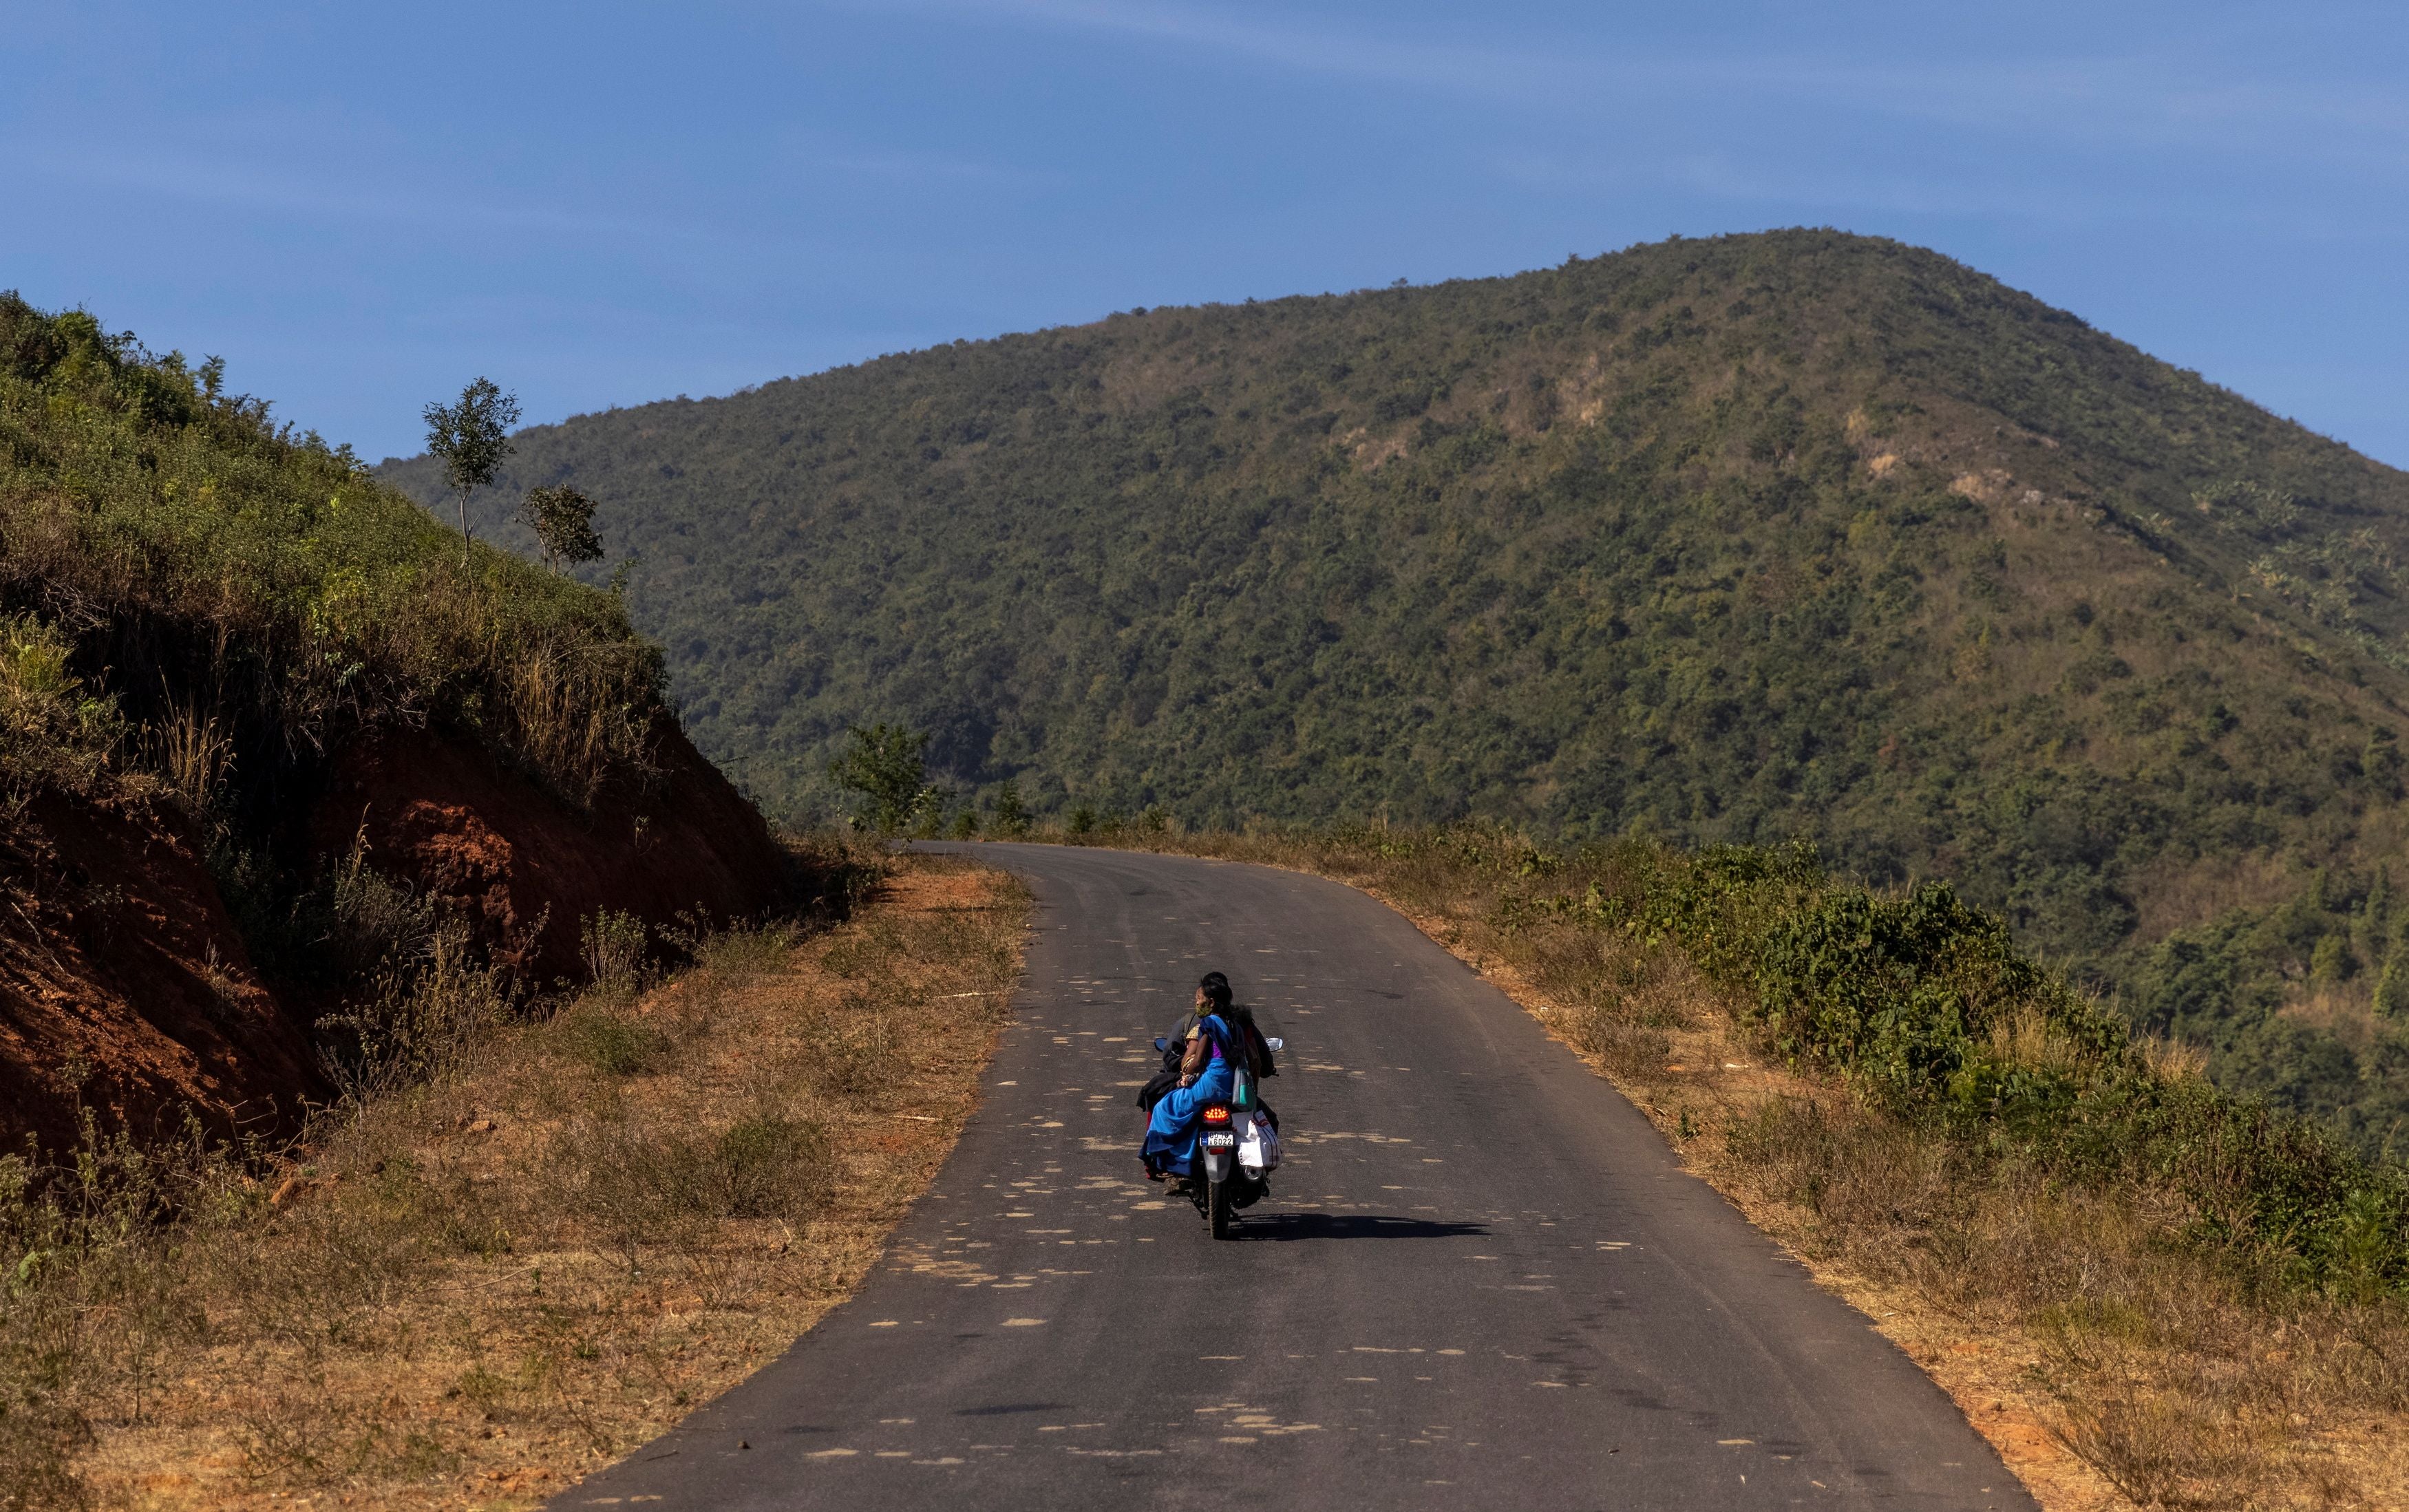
383, 229, 2409, 1154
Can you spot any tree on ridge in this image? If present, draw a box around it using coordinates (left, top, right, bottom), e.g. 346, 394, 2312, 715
829, 723, 948, 834
518, 483, 604, 573
422, 377, 520, 566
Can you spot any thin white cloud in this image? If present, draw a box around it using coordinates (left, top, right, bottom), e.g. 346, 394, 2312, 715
1493, 150, 2091, 226
878, 0, 2409, 171
8, 125, 1062, 266
770, 131, 1068, 190
12, 145, 712, 246
862, 0, 1582, 96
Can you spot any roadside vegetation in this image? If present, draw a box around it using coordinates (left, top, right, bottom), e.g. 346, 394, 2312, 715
2, 292, 782, 1162
0, 844, 1024, 1511
0, 291, 664, 813
1080, 821, 2407, 1511
1, 295, 1001, 1511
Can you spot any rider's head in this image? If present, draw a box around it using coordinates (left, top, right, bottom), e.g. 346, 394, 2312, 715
1198, 972, 1232, 1012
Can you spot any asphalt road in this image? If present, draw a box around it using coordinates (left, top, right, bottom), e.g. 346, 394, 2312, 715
559, 842, 2037, 1510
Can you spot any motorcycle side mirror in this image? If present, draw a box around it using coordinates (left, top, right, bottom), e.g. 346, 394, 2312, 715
1153, 1037, 1171, 1052
1265, 1037, 1285, 1052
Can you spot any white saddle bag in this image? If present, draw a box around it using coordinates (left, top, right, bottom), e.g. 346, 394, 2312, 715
1236, 1111, 1282, 1173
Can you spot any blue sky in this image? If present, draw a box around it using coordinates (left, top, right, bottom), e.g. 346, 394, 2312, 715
6, 2, 2405, 465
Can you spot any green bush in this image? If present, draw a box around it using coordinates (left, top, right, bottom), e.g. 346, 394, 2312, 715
1750, 881, 2130, 1118
1480, 831, 2409, 1293
0, 612, 123, 794
827, 723, 946, 835
986, 782, 1030, 838
315, 920, 511, 1100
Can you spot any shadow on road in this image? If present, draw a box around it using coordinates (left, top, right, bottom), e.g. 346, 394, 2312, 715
1233, 1213, 1488, 1242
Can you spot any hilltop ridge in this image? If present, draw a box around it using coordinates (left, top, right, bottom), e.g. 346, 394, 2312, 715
383, 229, 2409, 1153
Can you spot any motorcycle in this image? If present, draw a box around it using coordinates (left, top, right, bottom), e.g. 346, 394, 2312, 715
1150, 1033, 1283, 1239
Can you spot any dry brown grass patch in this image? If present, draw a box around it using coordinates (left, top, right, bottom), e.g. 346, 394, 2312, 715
16, 850, 1027, 1512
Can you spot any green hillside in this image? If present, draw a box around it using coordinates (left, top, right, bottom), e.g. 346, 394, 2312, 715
379, 229, 2409, 1154
3, 295, 666, 816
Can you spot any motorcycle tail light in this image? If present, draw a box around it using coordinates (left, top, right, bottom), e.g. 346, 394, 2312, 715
1202, 1105, 1231, 1125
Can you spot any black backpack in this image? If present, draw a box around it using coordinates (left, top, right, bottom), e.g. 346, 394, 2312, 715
1134, 1032, 1185, 1111
1231, 1005, 1277, 1079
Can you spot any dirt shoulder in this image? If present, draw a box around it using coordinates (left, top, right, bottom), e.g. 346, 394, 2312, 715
54, 851, 1027, 1511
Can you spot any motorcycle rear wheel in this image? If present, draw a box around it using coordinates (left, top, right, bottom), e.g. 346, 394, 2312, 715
1208, 1176, 1234, 1239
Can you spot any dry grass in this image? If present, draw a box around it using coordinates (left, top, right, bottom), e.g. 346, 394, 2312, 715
1088, 827, 2409, 1512
3, 849, 1027, 1511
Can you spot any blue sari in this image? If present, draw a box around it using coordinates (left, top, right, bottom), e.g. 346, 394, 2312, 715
1142, 1014, 1236, 1176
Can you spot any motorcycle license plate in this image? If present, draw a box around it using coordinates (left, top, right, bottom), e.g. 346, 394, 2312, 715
1201, 1132, 1237, 1150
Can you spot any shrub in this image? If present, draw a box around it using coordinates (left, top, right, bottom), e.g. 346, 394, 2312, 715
0, 611, 123, 796
691, 920, 798, 980
803, 992, 900, 1097
315, 920, 510, 1100
580, 909, 650, 993
987, 782, 1030, 838
1492, 835, 2409, 1292
560, 1005, 667, 1076
827, 723, 946, 834
553, 1109, 832, 1265
707, 1115, 833, 1220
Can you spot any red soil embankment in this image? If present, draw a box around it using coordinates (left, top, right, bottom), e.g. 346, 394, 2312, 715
308, 721, 787, 985
0, 722, 789, 1152
0, 792, 308, 1153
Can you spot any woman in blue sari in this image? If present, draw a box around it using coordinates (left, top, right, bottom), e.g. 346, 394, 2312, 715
1143, 972, 1238, 1178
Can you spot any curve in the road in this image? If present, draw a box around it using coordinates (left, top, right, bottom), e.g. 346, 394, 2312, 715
557, 842, 2037, 1511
